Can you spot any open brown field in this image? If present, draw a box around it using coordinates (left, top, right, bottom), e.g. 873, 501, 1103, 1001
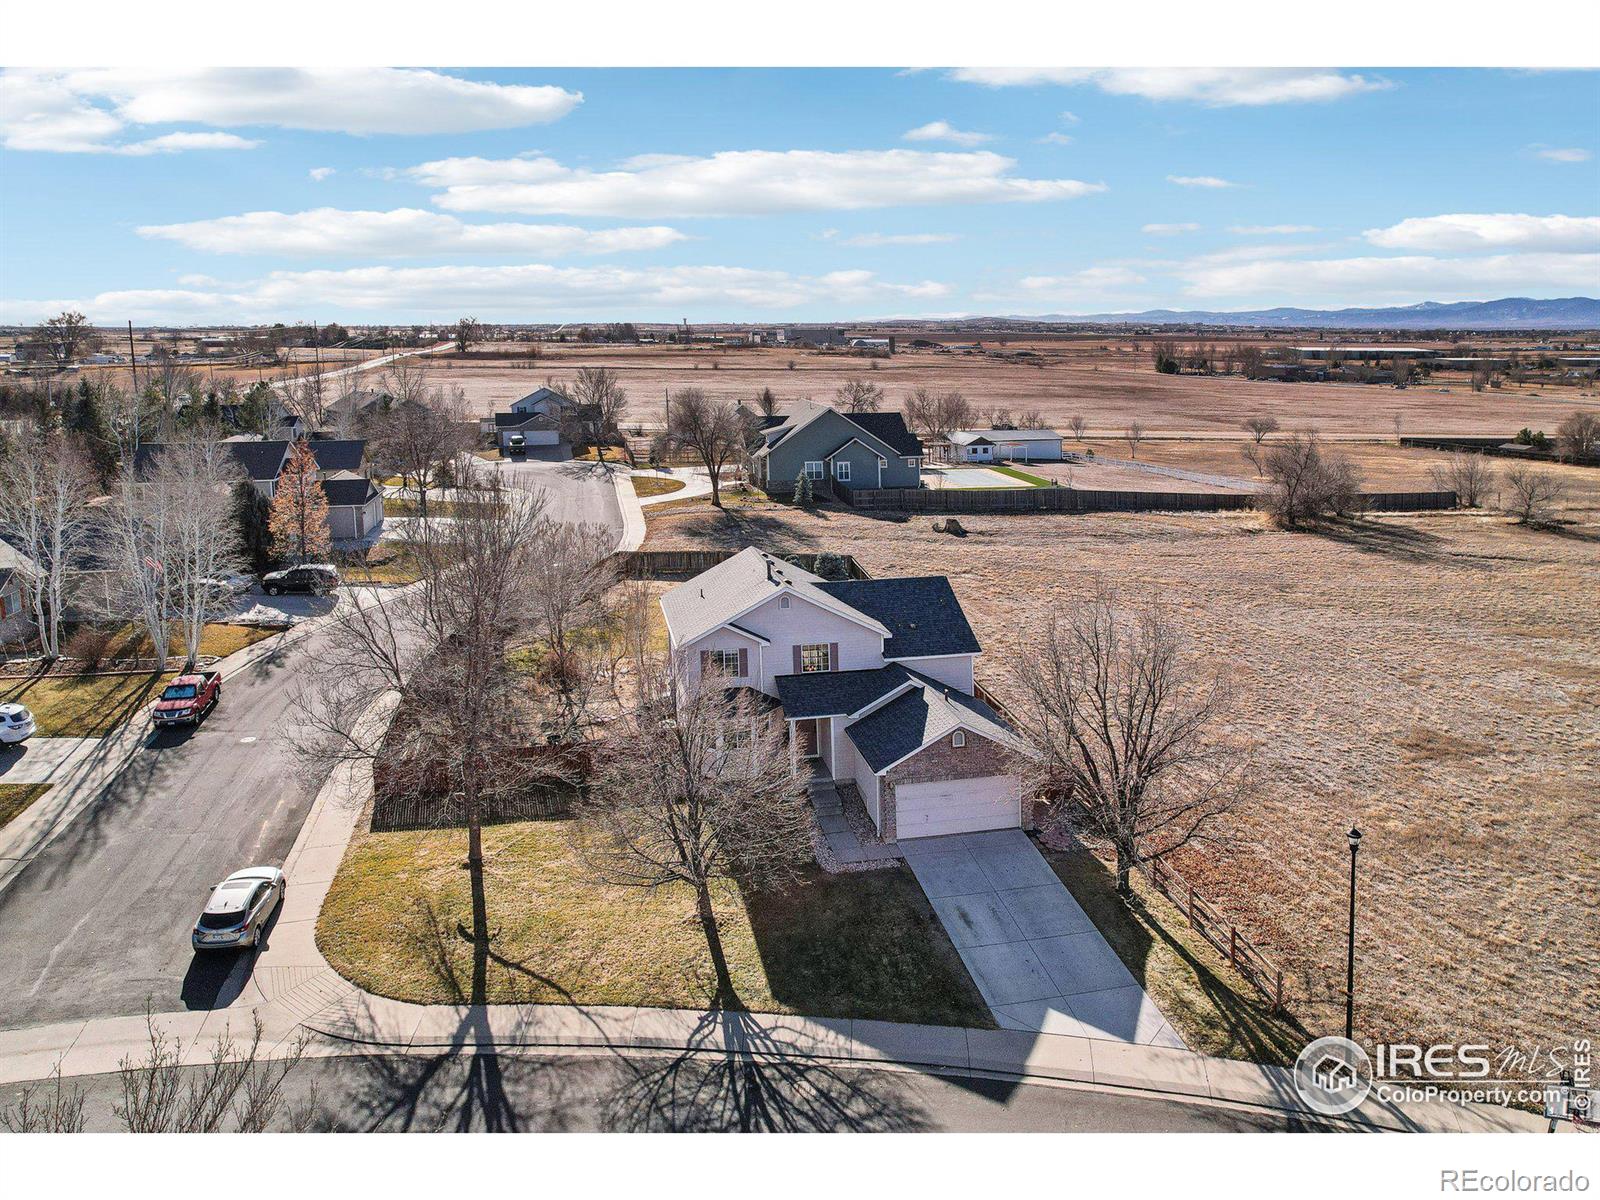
642, 496, 1600, 1054
1058, 438, 1600, 512
400, 339, 1598, 438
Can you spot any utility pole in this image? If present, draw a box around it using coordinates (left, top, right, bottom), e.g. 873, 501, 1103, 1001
127, 320, 138, 397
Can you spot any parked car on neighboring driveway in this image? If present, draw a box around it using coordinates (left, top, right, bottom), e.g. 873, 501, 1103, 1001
261, 564, 339, 596
192, 867, 285, 951
0, 702, 36, 746
507, 432, 526, 455
201, 572, 254, 598
152, 670, 222, 727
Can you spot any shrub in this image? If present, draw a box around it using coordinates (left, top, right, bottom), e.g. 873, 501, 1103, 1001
1503, 464, 1568, 525
64, 626, 115, 670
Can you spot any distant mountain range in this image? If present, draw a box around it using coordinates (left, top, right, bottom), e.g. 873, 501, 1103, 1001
1023, 297, 1600, 331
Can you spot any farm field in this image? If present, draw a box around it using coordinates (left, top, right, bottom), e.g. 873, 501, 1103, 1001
641, 496, 1600, 1056
232, 340, 1598, 438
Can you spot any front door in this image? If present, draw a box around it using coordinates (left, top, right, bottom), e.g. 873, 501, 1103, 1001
793, 718, 819, 758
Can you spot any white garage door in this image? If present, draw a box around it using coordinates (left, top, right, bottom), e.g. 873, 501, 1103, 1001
895, 775, 1020, 839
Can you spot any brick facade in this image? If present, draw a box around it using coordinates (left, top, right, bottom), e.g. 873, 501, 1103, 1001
878, 729, 1015, 841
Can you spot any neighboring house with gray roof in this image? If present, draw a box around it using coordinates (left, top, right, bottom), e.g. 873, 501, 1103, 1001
747, 403, 923, 496
479, 387, 570, 451
661, 547, 1025, 841
0, 538, 40, 648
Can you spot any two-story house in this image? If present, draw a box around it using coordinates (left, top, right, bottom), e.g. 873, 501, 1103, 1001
480, 386, 570, 451
748, 402, 923, 496
660, 547, 1023, 841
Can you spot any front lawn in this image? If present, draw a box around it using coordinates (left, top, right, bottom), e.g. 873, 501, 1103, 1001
630, 475, 687, 498
990, 464, 1053, 487
0, 672, 172, 737
319, 817, 992, 1027
1039, 843, 1308, 1066
0, 784, 52, 830
340, 544, 427, 586
383, 497, 487, 519
67, 622, 281, 664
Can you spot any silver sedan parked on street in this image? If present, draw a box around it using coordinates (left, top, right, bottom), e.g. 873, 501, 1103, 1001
191, 867, 285, 951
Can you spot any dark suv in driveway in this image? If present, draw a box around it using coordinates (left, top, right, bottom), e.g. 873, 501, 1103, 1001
261, 563, 340, 596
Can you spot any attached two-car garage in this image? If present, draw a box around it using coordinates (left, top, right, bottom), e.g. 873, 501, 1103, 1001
894, 775, 1021, 840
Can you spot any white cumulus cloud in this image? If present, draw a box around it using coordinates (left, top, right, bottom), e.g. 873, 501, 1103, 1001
1179, 252, 1600, 305
136, 208, 688, 258
1167, 175, 1238, 189
1363, 213, 1600, 253
1142, 222, 1200, 235
0, 263, 954, 325
308, 167, 336, 182
1533, 146, 1592, 163
903, 120, 991, 147
405, 149, 1104, 217
948, 68, 1390, 106
0, 67, 581, 153
1038, 132, 1075, 146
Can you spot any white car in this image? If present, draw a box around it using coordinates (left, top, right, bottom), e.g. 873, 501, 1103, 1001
0, 703, 35, 746
191, 866, 285, 951
201, 573, 254, 597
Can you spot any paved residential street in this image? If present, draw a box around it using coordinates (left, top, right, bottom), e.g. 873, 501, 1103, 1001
49, 1050, 1337, 1132
0, 458, 620, 1032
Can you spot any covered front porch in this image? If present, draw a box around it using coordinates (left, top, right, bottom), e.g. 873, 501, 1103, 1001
788, 715, 902, 868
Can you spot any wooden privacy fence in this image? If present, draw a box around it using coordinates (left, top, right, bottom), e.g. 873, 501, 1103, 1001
836, 482, 1458, 516
370, 790, 572, 833
837, 483, 1254, 514
613, 548, 872, 580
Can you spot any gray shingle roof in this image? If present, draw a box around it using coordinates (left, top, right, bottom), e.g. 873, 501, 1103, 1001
493, 411, 558, 429
815, 577, 980, 660
307, 439, 366, 473
847, 412, 922, 457
322, 477, 378, 508
775, 665, 911, 719
845, 675, 1017, 773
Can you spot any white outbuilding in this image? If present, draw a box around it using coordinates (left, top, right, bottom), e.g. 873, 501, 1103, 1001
948, 428, 1065, 463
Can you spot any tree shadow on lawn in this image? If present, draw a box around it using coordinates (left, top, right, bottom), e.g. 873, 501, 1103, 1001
657, 507, 826, 553
739, 866, 992, 1030
1043, 846, 1309, 1068
1303, 516, 1449, 564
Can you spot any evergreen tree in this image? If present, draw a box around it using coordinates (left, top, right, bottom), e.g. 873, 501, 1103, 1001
232, 481, 275, 573
62, 380, 118, 487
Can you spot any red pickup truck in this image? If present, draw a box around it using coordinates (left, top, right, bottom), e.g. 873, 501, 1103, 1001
153, 670, 222, 727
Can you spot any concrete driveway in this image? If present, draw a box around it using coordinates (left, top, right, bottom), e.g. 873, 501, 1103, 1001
902, 830, 1186, 1048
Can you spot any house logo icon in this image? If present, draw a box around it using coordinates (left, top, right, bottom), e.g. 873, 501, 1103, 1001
1294, 1036, 1373, 1117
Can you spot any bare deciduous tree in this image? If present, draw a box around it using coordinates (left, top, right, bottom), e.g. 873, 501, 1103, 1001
297, 477, 570, 1007
665, 388, 750, 508
454, 316, 481, 354
903, 388, 974, 441
1427, 452, 1494, 508
1240, 415, 1280, 475
577, 653, 812, 1004
0, 432, 96, 657
1017, 408, 1046, 430
369, 386, 470, 518
114, 1011, 315, 1133
1123, 422, 1145, 459
1556, 410, 1598, 464
567, 366, 630, 462
1067, 414, 1087, 442
1012, 588, 1251, 896
1502, 464, 1569, 526
1260, 432, 1363, 528
0, 1065, 86, 1132
161, 437, 248, 667
523, 519, 619, 737
29, 310, 98, 369
834, 378, 884, 414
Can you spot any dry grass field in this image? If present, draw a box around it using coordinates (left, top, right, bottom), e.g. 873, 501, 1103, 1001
384, 340, 1597, 438
643, 497, 1600, 1055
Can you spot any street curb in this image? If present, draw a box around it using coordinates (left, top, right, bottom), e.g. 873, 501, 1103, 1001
610, 464, 647, 551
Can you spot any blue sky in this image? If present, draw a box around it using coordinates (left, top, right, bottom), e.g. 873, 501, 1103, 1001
1, 67, 1596, 324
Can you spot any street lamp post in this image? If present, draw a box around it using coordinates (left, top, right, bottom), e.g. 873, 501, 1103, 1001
1345, 826, 1363, 1044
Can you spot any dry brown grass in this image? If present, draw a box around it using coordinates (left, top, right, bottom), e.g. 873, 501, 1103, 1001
644, 498, 1600, 1054
374, 340, 1598, 438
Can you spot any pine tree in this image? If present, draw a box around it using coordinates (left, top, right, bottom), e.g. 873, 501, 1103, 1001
794, 469, 811, 506
232, 481, 274, 573
268, 441, 332, 564
62, 381, 117, 487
